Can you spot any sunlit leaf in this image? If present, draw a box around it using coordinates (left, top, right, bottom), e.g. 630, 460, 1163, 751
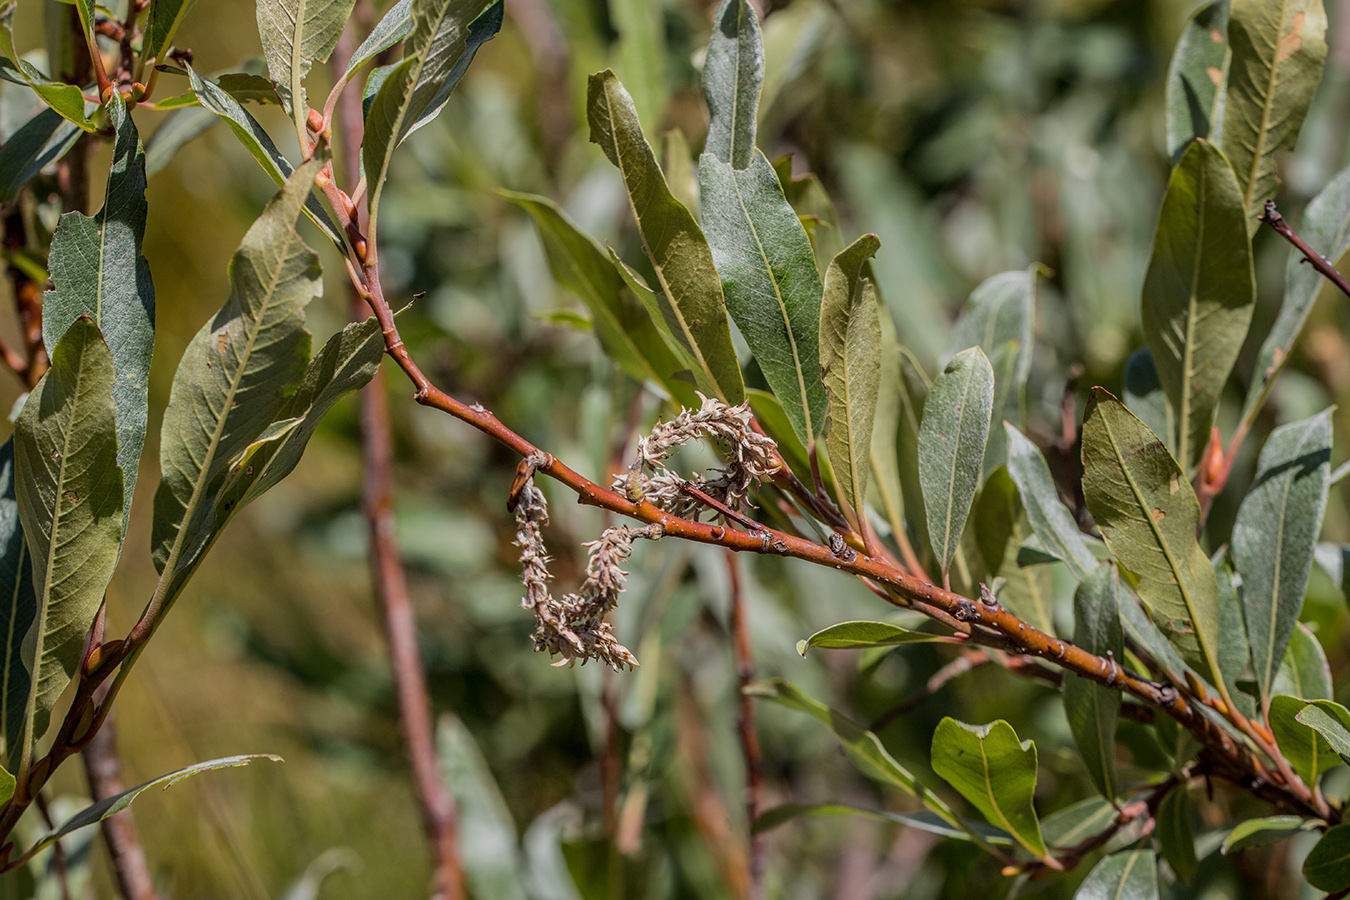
1165, 0, 1229, 162
1122, 348, 1174, 457
1272, 619, 1332, 701
143, 0, 202, 62
1295, 699, 1350, 763
257, 0, 358, 115
1222, 815, 1319, 853
796, 620, 944, 654
1269, 694, 1340, 786
930, 717, 1047, 859
1064, 563, 1122, 800
339, 0, 413, 86
1074, 848, 1158, 900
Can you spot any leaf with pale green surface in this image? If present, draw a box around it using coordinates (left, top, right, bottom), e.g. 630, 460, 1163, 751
1304, 823, 1350, 891
1080, 389, 1220, 681
143, 0, 201, 62
341, 0, 413, 86
896, 346, 930, 564
587, 70, 743, 404
1141, 140, 1254, 472
1296, 700, 1350, 763
1157, 786, 1197, 881
0, 440, 35, 775
819, 235, 881, 528
1123, 348, 1174, 456
151, 160, 322, 613
1005, 423, 1097, 582
1269, 694, 1340, 786
1222, 815, 1319, 853
362, 0, 503, 252
606, 0, 667, 136
256, 0, 358, 115
0, 106, 79, 204
930, 717, 1047, 860
870, 312, 904, 538
1233, 410, 1331, 707
1272, 621, 1332, 701
43, 94, 154, 535
972, 468, 1054, 635
918, 347, 993, 577
1165, 0, 1229, 162
1118, 590, 1191, 682
1073, 848, 1159, 900
1224, 0, 1327, 232
1064, 563, 1122, 801
796, 620, 944, 654
13, 318, 122, 769
1213, 561, 1255, 719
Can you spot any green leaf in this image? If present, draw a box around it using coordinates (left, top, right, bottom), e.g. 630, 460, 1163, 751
703, 0, 758, 168
144, 106, 218, 177
1140, 140, 1254, 472
1304, 823, 1350, 891
1005, 424, 1097, 581
796, 620, 944, 654
972, 468, 1054, 634
0, 106, 80, 203
22, 754, 280, 861
25, 77, 93, 133
1041, 797, 1118, 849
43, 94, 154, 535
1118, 590, 1191, 683
1272, 621, 1332, 700
186, 64, 344, 250
143, 0, 202, 62
1064, 563, 1122, 801
752, 803, 1012, 844
1269, 694, 1340, 786
819, 235, 881, 527
930, 717, 1047, 859
918, 347, 993, 577
1080, 388, 1221, 681
1074, 848, 1159, 900
1213, 560, 1252, 709
1157, 786, 1197, 881
870, 311, 905, 540
0, 440, 36, 774
1246, 162, 1350, 421
1165, 0, 1230, 163
13, 319, 123, 769
1224, 0, 1328, 232
1222, 815, 1319, 853
151, 159, 323, 613
340, 0, 413, 86
437, 715, 528, 900
503, 191, 698, 407
605, 0, 667, 135
587, 70, 743, 404
1123, 348, 1174, 457
1296, 700, 1350, 762
256, 0, 358, 115
1233, 409, 1332, 707
896, 344, 931, 564
362, 0, 503, 252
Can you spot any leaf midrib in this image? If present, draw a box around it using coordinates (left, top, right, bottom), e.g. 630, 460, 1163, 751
1240, 0, 1294, 218
1178, 155, 1208, 469
1260, 422, 1316, 697
938, 366, 978, 566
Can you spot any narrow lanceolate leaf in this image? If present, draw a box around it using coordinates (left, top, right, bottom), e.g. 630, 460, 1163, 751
870, 312, 904, 537
1063, 564, 1122, 801
973, 468, 1054, 634
143, 0, 202, 62
362, 0, 503, 251
1223, 815, 1319, 853
930, 718, 1047, 860
43, 94, 154, 533
1246, 163, 1350, 420
1165, 0, 1230, 162
1157, 787, 1197, 882
1272, 621, 1332, 700
820, 235, 882, 527
699, 0, 825, 442
341, 0, 413, 85
257, 0, 358, 115
918, 347, 994, 575
0, 107, 80, 203
187, 64, 344, 249
753, 804, 1012, 845
437, 716, 528, 900
1141, 140, 1254, 472
1269, 694, 1341, 786
1075, 848, 1159, 900
1080, 389, 1221, 681
13, 319, 123, 770
1296, 700, 1350, 763
588, 70, 743, 403
797, 620, 943, 654
1214, 560, 1253, 712
503, 191, 699, 407
1232, 410, 1331, 707
1224, 0, 1328, 231
0, 440, 36, 775
1305, 824, 1350, 892
152, 160, 323, 609
1005, 424, 1097, 581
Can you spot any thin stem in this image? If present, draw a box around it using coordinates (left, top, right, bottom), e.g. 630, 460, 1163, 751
82, 710, 161, 900
727, 551, 763, 900
870, 650, 989, 731
1261, 201, 1350, 301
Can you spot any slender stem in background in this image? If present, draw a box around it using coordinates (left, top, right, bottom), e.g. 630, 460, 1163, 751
81, 711, 160, 900
726, 551, 763, 900
334, 23, 465, 900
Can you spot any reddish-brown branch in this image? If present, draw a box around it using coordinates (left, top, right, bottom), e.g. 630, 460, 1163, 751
81, 711, 160, 900
727, 551, 763, 900
1261, 201, 1350, 301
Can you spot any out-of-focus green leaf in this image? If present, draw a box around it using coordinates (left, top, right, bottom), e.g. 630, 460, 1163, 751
819, 235, 881, 527
930, 718, 1047, 860
256, 0, 358, 115
1041, 797, 1117, 849
775, 157, 842, 276
1223, 815, 1319, 853
1165, 1, 1229, 162
363, 0, 502, 250
43, 94, 154, 534
796, 620, 944, 654
1118, 590, 1191, 683
503, 191, 698, 407
973, 467, 1054, 635
1233, 410, 1331, 707
752, 803, 1011, 844
144, 106, 218, 177
1296, 700, 1350, 763
1080, 389, 1220, 681
897, 346, 930, 566
1269, 694, 1340, 786
606, 0, 667, 134
151, 160, 322, 612
1005, 424, 1096, 581
1157, 786, 1197, 881
1246, 163, 1350, 421
13, 319, 122, 769
143, 0, 201, 62
1074, 848, 1158, 900
0, 105, 79, 206
0, 440, 35, 775
437, 715, 528, 900
1304, 823, 1350, 891
340, 0, 412, 86
662, 129, 698, 215
1123, 348, 1174, 457
1272, 622, 1332, 700
1224, 0, 1327, 231
1064, 563, 1122, 801
1213, 561, 1255, 719
918, 347, 993, 577
588, 70, 743, 404
1140, 140, 1253, 472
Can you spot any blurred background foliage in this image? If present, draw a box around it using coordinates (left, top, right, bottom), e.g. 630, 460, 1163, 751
8, 0, 1350, 897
